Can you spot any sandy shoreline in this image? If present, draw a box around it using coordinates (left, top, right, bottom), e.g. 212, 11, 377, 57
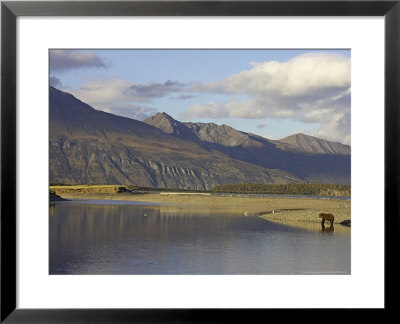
55, 192, 351, 225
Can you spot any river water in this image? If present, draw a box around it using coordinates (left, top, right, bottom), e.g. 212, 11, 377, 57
49, 201, 350, 275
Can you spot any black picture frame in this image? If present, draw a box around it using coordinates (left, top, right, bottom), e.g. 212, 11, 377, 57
1, 0, 399, 322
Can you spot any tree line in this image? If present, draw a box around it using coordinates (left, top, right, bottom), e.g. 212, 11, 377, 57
211, 183, 350, 197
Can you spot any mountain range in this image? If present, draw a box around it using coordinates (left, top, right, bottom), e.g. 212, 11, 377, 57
49, 86, 351, 189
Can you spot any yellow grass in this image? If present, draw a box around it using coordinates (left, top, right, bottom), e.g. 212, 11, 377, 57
50, 185, 123, 194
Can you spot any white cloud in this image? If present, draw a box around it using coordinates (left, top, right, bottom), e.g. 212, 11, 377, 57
99, 104, 157, 121
71, 79, 132, 106
192, 52, 350, 97
262, 134, 280, 140
70, 79, 159, 120
71, 78, 186, 104
312, 110, 351, 144
180, 102, 229, 119
183, 52, 351, 144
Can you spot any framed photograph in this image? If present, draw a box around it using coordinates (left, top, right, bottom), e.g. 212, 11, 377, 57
1, 0, 399, 321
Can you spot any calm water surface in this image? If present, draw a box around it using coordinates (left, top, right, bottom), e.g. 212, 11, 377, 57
50, 201, 350, 275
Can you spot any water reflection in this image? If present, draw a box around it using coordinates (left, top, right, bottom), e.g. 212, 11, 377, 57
275, 220, 350, 235
320, 223, 334, 233
50, 202, 351, 275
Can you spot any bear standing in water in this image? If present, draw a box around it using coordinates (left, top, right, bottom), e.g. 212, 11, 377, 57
318, 213, 334, 226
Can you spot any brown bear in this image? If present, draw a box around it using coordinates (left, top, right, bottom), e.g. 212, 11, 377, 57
318, 213, 334, 226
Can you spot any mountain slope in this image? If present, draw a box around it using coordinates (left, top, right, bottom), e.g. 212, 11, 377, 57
49, 87, 301, 189
145, 112, 351, 184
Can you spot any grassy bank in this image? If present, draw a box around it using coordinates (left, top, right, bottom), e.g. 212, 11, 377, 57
52, 189, 351, 226
50, 185, 126, 194
50, 184, 210, 195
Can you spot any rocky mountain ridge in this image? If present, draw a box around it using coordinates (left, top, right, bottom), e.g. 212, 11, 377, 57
49, 87, 351, 189
145, 112, 350, 155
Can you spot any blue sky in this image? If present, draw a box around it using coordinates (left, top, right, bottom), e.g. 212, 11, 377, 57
50, 49, 351, 143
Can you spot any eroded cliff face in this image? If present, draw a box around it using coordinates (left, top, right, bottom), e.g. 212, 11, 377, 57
49, 137, 296, 189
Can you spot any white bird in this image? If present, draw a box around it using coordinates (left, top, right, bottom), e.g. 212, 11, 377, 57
244, 211, 248, 216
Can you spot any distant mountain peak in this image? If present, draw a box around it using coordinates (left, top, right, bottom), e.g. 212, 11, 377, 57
277, 133, 350, 155
289, 133, 312, 138
281, 132, 346, 145
144, 112, 189, 137
152, 112, 174, 119
285, 133, 321, 141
